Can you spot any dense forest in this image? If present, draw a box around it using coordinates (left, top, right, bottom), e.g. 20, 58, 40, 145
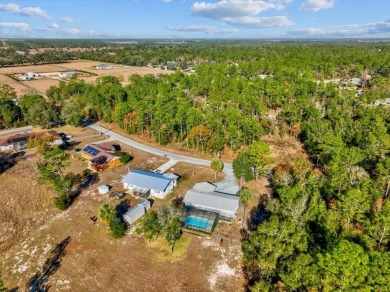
0, 40, 389, 291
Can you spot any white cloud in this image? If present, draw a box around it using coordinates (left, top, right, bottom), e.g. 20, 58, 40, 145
61, 16, 75, 24
48, 23, 59, 30
0, 22, 29, 31
64, 28, 81, 35
287, 20, 390, 37
166, 24, 239, 34
299, 0, 335, 12
223, 15, 293, 27
0, 3, 49, 19
191, 0, 293, 28
269, 0, 293, 3
167, 25, 217, 32
192, 0, 284, 19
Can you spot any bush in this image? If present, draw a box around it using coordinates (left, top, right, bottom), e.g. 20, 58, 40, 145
109, 220, 126, 238
54, 194, 71, 210
114, 150, 132, 164
119, 153, 131, 164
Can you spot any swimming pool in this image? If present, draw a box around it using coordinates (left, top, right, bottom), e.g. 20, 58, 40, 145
185, 216, 213, 229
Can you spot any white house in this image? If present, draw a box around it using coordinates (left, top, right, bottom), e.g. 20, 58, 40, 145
59, 71, 76, 78
19, 75, 30, 80
95, 64, 112, 70
183, 182, 240, 220
122, 170, 178, 199
26, 72, 39, 78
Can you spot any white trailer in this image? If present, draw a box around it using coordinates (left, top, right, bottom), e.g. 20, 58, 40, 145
123, 204, 145, 225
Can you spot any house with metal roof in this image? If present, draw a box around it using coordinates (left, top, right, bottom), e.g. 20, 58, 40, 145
183, 182, 240, 220
122, 170, 178, 199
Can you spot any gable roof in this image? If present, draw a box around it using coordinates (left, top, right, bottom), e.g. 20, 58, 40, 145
0, 130, 62, 147
80, 143, 119, 165
122, 170, 173, 192
183, 184, 239, 215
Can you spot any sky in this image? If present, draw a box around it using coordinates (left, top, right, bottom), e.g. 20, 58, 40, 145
0, 0, 389, 39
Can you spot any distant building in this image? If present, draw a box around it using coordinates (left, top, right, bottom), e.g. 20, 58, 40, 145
183, 182, 240, 221
0, 130, 63, 152
26, 72, 39, 78
80, 142, 121, 172
19, 75, 30, 81
59, 71, 76, 78
95, 64, 112, 70
122, 170, 178, 199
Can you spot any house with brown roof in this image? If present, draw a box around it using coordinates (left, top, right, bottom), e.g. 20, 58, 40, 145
0, 130, 63, 152
80, 142, 121, 172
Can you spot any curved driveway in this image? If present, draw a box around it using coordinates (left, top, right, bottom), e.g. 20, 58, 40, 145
87, 123, 239, 192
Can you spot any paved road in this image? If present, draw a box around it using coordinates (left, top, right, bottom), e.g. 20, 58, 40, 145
86, 123, 239, 190
0, 125, 32, 136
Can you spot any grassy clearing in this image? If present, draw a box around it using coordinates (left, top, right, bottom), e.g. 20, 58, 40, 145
146, 235, 190, 263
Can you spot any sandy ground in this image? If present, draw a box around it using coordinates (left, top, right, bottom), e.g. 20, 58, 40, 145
0, 149, 245, 291
0, 74, 32, 96
0, 60, 171, 97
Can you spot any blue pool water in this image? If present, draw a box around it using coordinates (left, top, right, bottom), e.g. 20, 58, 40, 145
185, 216, 213, 229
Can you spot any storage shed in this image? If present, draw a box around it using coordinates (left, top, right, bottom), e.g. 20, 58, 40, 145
123, 204, 145, 225
139, 200, 151, 211
98, 185, 109, 194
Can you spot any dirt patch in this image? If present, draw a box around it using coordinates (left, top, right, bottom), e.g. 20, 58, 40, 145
0, 154, 59, 254
0, 153, 244, 291
0, 74, 32, 96
261, 134, 308, 166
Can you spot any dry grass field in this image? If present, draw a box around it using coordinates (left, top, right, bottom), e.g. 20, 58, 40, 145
0, 60, 171, 97
0, 142, 245, 291
0, 74, 32, 96
0, 154, 59, 254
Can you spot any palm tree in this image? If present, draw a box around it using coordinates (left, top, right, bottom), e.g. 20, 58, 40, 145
239, 188, 252, 229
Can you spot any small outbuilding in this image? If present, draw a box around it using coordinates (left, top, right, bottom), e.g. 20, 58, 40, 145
98, 185, 109, 194
123, 204, 146, 225
139, 200, 151, 211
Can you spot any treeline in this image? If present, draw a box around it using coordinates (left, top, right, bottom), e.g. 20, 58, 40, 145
2, 40, 390, 80
242, 74, 390, 290
0, 41, 389, 290
76, 42, 390, 79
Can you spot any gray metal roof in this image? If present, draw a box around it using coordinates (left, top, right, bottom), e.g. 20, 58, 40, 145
122, 170, 172, 192
214, 182, 241, 196
163, 173, 179, 180
193, 182, 217, 193
183, 184, 239, 214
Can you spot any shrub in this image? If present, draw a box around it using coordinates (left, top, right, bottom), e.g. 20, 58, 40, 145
109, 220, 126, 238
54, 194, 71, 210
